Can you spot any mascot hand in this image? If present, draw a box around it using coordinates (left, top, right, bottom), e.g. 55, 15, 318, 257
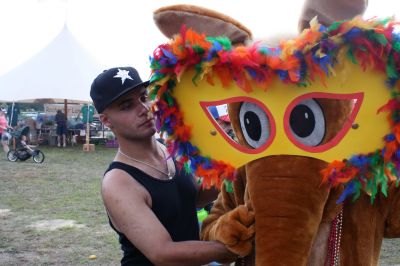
210, 204, 255, 257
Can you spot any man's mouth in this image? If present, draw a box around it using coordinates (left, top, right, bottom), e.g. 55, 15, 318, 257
139, 118, 154, 127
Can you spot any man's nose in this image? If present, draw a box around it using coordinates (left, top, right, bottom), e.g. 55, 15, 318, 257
141, 100, 151, 110
138, 100, 151, 115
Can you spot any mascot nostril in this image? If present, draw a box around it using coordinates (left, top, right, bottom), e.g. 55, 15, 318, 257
151, 1, 400, 265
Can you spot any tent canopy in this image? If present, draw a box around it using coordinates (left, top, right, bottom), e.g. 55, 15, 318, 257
0, 25, 102, 102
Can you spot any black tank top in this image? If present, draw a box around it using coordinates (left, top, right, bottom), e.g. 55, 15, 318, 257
105, 161, 200, 266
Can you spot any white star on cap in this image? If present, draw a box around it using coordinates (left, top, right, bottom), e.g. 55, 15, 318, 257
113, 69, 133, 84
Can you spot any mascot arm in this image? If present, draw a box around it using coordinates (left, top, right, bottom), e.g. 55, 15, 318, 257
384, 182, 400, 237
201, 166, 255, 257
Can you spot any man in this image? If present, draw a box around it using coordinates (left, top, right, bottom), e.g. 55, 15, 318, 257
55, 110, 67, 147
90, 67, 239, 265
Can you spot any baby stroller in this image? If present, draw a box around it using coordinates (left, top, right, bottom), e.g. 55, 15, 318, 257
7, 126, 45, 163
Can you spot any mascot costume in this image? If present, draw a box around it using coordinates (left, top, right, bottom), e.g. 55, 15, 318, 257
150, 1, 400, 265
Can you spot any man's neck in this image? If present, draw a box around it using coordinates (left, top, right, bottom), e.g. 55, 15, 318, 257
116, 136, 159, 161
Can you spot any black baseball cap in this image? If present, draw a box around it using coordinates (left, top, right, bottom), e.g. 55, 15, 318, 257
90, 67, 149, 113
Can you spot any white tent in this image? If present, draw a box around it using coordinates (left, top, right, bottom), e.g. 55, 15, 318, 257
0, 24, 102, 102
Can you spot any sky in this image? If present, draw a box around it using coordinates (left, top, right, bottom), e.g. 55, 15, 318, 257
0, 0, 398, 81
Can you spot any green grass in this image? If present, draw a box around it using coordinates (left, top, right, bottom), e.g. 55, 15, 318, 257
0, 146, 121, 265
0, 145, 399, 265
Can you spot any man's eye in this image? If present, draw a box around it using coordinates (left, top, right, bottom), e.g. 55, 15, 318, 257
120, 103, 132, 110
139, 94, 149, 103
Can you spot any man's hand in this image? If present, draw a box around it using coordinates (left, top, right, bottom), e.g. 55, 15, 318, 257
209, 205, 255, 257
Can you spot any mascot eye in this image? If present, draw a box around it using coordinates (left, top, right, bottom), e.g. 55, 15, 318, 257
289, 99, 325, 147
285, 92, 363, 152
201, 97, 275, 154
239, 102, 271, 148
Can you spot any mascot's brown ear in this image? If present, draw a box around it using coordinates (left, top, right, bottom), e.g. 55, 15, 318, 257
298, 0, 368, 31
153, 4, 252, 45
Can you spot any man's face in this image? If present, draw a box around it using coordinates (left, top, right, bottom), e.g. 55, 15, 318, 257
100, 86, 156, 140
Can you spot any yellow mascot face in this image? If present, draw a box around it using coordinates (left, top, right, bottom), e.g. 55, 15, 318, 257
175, 61, 389, 167
150, 17, 399, 196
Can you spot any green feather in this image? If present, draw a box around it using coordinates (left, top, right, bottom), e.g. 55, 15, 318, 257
164, 93, 174, 107
149, 86, 160, 100
258, 47, 271, 55
184, 162, 192, 174
192, 45, 205, 55
377, 17, 392, 25
347, 48, 358, 64
392, 40, 400, 52
358, 46, 367, 52
150, 60, 161, 70
327, 21, 342, 32
224, 180, 234, 193
206, 36, 232, 51
351, 180, 362, 202
150, 72, 165, 83
192, 64, 203, 85
371, 32, 388, 46
386, 57, 399, 79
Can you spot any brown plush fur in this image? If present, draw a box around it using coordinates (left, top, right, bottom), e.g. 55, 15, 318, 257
152, 4, 400, 265
201, 99, 400, 265
202, 156, 343, 265
201, 157, 400, 265
227, 102, 252, 148
153, 5, 252, 45
339, 183, 400, 265
317, 98, 353, 144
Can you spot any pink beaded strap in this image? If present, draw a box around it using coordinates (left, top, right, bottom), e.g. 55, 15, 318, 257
326, 208, 343, 266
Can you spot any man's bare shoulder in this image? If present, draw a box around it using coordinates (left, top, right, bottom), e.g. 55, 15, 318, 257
101, 166, 149, 202
101, 164, 153, 233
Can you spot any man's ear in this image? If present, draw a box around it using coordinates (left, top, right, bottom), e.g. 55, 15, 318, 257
99, 114, 113, 129
153, 4, 252, 45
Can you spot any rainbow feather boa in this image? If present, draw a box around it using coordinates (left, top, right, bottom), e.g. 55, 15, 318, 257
150, 17, 400, 202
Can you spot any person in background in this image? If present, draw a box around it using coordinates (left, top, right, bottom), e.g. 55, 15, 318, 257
25, 117, 37, 144
7, 103, 20, 128
91, 66, 241, 265
55, 109, 67, 147
19, 134, 35, 155
0, 109, 10, 155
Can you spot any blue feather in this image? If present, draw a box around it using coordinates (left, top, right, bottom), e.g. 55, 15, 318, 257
161, 48, 177, 65
343, 28, 362, 42
337, 181, 356, 203
385, 134, 395, 141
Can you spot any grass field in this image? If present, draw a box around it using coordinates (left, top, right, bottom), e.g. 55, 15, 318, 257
0, 146, 120, 265
0, 145, 399, 265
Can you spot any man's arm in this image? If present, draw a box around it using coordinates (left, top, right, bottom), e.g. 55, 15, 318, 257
102, 169, 235, 266
200, 167, 255, 257
196, 185, 220, 208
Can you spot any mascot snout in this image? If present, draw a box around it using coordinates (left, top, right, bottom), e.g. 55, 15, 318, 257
246, 155, 341, 265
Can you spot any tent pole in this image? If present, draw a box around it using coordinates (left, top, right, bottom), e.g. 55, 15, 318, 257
83, 103, 94, 152
64, 99, 68, 118
9, 102, 15, 127
86, 103, 90, 146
